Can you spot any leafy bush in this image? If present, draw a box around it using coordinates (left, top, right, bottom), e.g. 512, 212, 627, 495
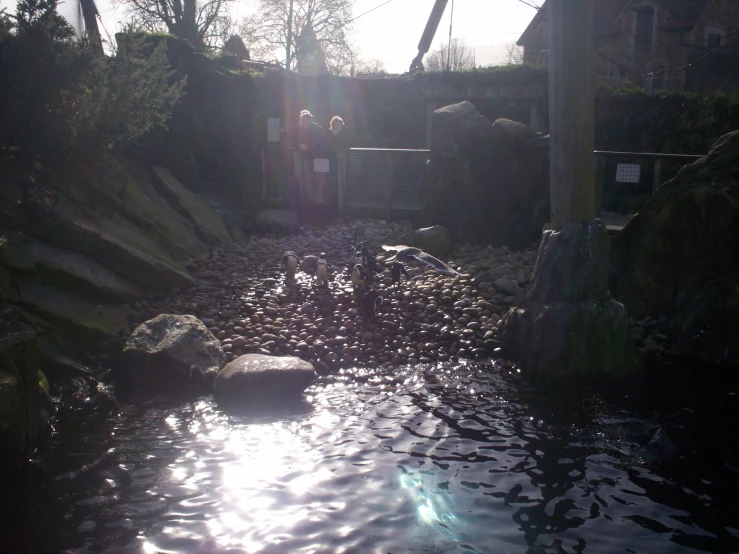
0, 0, 184, 161
595, 86, 739, 154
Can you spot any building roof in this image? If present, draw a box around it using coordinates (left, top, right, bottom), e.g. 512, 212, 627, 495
516, 0, 709, 46
517, 0, 627, 46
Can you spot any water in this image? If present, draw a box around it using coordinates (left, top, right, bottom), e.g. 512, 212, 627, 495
8, 362, 739, 553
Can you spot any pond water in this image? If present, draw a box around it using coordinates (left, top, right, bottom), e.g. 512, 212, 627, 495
8, 362, 739, 553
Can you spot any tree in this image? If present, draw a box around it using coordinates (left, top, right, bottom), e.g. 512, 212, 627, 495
115, 0, 232, 50
353, 58, 385, 76
1, 0, 184, 159
505, 43, 524, 65
239, 0, 355, 73
424, 38, 474, 72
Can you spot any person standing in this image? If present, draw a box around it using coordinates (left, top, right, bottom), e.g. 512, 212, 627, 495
325, 116, 350, 215
297, 110, 325, 208
325, 116, 350, 150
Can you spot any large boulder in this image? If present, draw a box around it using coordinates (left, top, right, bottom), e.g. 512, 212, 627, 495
610, 130, 739, 364
500, 220, 641, 382
399, 225, 452, 257
120, 314, 225, 391
425, 102, 549, 250
213, 354, 316, 406
254, 209, 301, 236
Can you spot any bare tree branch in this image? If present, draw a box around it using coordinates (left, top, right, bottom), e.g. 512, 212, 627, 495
425, 38, 475, 72
239, 0, 356, 74
114, 0, 232, 50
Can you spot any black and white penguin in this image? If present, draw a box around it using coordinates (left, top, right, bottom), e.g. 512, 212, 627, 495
390, 261, 410, 285
358, 242, 380, 273
361, 289, 384, 318
300, 254, 319, 276
315, 252, 330, 284
348, 252, 368, 288
282, 251, 300, 277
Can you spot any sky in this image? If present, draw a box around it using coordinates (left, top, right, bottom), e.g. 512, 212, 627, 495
48, 0, 540, 74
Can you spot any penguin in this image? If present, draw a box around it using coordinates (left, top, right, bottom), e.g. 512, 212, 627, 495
315, 252, 330, 284
358, 242, 380, 273
282, 251, 300, 277
353, 250, 373, 283
300, 254, 319, 275
390, 261, 410, 285
381, 245, 460, 276
348, 261, 368, 288
361, 289, 384, 318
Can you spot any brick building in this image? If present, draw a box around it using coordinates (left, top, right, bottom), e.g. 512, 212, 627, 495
517, 0, 739, 92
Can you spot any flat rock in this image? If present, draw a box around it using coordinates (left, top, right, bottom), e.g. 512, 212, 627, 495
213, 354, 316, 406
1, 232, 141, 301
400, 225, 453, 257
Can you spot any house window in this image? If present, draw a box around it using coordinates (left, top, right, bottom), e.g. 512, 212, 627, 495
707, 33, 722, 49
635, 8, 654, 53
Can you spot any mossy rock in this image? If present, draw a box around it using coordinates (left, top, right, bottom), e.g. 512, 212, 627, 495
611, 130, 739, 364
18, 283, 131, 344
151, 166, 230, 245
0, 314, 51, 459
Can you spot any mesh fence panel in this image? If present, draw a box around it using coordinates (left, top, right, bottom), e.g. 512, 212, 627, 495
346, 149, 428, 211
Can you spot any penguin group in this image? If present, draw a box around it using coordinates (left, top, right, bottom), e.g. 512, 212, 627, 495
281, 241, 458, 319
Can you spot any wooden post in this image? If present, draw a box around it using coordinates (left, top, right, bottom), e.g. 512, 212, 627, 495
548, 0, 596, 229
652, 157, 663, 194
338, 150, 347, 215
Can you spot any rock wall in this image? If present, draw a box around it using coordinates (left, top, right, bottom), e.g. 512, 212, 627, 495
610, 130, 739, 365
143, 38, 265, 211
424, 102, 550, 250
0, 153, 230, 361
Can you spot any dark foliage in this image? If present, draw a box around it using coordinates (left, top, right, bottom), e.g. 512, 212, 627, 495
0, 0, 184, 162
595, 86, 739, 154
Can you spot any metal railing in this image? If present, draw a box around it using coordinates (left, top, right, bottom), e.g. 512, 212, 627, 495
260, 146, 703, 226
595, 150, 703, 230
262, 147, 429, 217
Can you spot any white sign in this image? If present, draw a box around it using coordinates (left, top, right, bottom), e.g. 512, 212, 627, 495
314, 158, 330, 173
615, 163, 641, 183
267, 118, 280, 142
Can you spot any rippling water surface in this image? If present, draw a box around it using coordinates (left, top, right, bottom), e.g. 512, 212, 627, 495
12, 362, 739, 553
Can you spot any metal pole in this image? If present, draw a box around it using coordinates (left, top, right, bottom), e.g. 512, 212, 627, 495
446, 0, 454, 70
286, 0, 295, 70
